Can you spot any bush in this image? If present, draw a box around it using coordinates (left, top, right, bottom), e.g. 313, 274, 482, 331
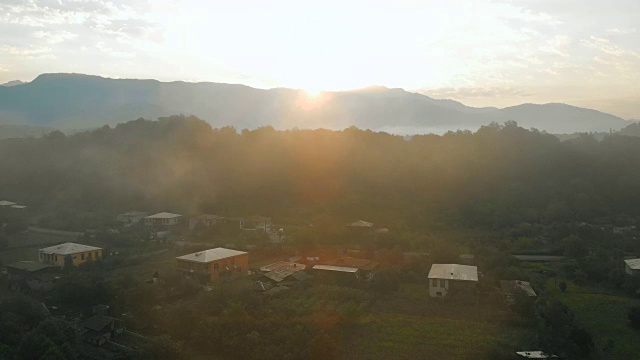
628, 306, 640, 329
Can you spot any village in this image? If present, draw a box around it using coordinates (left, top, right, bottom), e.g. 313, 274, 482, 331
1, 201, 640, 359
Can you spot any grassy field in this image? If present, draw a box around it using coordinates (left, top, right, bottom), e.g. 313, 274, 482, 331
545, 280, 640, 360
345, 313, 531, 360
343, 283, 535, 359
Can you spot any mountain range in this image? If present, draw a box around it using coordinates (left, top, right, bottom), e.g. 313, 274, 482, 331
0, 73, 631, 134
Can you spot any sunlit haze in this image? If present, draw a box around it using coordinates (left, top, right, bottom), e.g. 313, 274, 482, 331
1, 0, 639, 118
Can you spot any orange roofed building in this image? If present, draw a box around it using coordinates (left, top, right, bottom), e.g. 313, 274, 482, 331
176, 248, 248, 282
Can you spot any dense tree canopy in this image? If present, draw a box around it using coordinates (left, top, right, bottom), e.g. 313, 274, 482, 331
2, 116, 640, 232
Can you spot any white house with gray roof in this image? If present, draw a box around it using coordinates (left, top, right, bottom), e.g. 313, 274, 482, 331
428, 263, 478, 298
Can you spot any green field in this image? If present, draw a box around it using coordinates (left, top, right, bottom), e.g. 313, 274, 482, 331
342, 283, 534, 359
546, 280, 640, 360
345, 314, 531, 360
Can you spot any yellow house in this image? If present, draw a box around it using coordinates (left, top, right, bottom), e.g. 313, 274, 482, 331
39, 242, 103, 267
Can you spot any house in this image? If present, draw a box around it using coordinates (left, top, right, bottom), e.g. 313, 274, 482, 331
39, 242, 102, 267
260, 261, 306, 285
189, 214, 224, 230
624, 258, 640, 276
347, 220, 374, 228
245, 216, 272, 232
6, 261, 56, 278
320, 256, 379, 280
176, 248, 248, 282
116, 211, 148, 226
312, 264, 360, 283
6, 261, 59, 292
500, 280, 537, 304
516, 351, 558, 359
144, 212, 182, 230
428, 264, 478, 298
82, 315, 125, 346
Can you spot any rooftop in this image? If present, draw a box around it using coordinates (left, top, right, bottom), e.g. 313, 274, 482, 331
176, 247, 247, 263
146, 212, 182, 219
83, 315, 115, 332
0, 200, 16, 206
324, 257, 379, 271
40, 242, 102, 255
313, 265, 359, 273
624, 258, 640, 270
516, 351, 558, 359
428, 264, 478, 282
11, 205, 27, 209
262, 262, 306, 282
7, 261, 56, 272
347, 220, 374, 228
500, 280, 537, 297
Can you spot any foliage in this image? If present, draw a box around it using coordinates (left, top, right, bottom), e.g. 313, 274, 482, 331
628, 306, 640, 329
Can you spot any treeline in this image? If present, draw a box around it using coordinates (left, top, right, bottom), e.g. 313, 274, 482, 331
2, 116, 640, 231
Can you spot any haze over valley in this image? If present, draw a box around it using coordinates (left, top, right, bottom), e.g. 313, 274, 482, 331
0, 73, 632, 135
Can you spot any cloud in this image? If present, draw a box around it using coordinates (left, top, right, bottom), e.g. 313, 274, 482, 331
0, 64, 9, 72
539, 35, 571, 57
33, 30, 77, 44
0, 44, 55, 59
606, 28, 637, 35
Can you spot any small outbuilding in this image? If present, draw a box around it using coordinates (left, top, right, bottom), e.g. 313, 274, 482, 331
624, 258, 640, 276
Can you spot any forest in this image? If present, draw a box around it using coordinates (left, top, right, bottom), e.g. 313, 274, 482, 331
1, 115, 640, 233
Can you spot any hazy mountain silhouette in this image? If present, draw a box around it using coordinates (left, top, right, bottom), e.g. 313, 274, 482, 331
1, 80, 26, 87
0, 73, 629, 133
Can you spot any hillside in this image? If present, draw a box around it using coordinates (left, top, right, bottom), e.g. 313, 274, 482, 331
0, 73, 629, 133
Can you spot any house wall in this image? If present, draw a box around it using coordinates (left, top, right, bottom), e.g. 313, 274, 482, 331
429, 279, 477, 297
429, 278, 449, 297
177, 253, 249, 282
39, 249, 102, 267
625, 263, 639, 276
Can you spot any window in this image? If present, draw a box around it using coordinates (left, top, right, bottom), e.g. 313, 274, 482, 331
431, 279, 438, 287
230, 258, 235, 264
95, 251, 99, 258
439, 279, 445, 287
55, 256, 58, 262
81, 254, 85, 260
436, 292, 442, 297
214, 263, 219, 270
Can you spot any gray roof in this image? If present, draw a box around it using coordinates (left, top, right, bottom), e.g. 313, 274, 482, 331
146, 212, 182, 219
624, 258, 640, 270
516, 351, 558, 359
313, 265, 359, 273
0, 200, 16, 206
83, 315, 114, 332
7, 261, 55, 272
40, 242, 102, 255
263, 263, 306, 283
348, 220, 373, 227
500, 280, 537, 297
428, 264, 478, 282
11, 205, 27, 209
176, 247, 247, 263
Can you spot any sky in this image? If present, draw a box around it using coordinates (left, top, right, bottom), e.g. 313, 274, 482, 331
0, 0, 639, 119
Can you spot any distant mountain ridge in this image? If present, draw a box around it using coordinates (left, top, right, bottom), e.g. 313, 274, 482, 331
1, 80, 26, 87
0, 73, 630, 134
